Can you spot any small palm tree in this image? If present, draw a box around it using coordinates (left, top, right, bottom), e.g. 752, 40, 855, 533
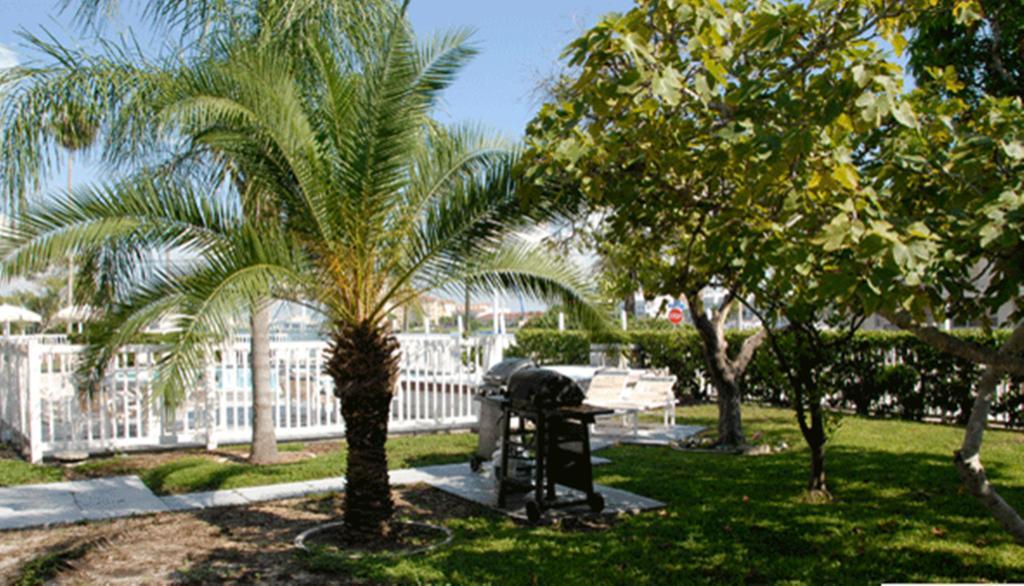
0, 0, 380, 466
2, 2, 600, 538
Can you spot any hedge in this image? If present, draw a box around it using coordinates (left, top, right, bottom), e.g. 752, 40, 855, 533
506, 328, 1024, 428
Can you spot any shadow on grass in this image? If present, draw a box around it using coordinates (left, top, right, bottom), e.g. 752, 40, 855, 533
134, 438, 1024, 584
343, 444, 1023, 584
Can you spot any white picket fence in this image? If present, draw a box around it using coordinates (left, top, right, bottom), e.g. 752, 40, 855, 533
0, 334, 511, 462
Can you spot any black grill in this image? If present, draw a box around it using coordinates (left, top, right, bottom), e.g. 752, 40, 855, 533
506, 368, 585, 409
479, 358, 536, 396
493, 368, 612, 522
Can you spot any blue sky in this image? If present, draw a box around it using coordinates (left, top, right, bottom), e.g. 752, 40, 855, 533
0, 0, 631, 193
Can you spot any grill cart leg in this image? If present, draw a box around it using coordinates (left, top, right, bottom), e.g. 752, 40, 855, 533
497, 403, 512, 508
534, 414, 548, 509
526, 499, 541, 523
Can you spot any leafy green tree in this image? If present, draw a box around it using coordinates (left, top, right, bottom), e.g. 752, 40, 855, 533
523, 0, 908, 449
756, 0, 1024, 542
820, 59, 1024, 540
3, 2, 598, 539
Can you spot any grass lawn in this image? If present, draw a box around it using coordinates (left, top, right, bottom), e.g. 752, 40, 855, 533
0, 433, 477, 494
332, 405, 1024, 584
2, 406, 1023, 583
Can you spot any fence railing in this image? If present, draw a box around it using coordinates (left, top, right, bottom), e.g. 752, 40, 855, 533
0, 334, 510, 462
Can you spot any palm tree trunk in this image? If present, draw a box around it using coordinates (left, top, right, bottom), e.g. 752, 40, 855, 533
249, 297, 279, 464
325, 320, 400, 539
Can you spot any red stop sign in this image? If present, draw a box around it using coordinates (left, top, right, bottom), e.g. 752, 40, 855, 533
668, 307, 684, 325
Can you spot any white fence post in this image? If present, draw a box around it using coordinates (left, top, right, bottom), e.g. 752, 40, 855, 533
26, 342, 43, 463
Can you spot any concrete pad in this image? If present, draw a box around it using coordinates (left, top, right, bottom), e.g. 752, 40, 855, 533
70, 476, 169, 520
0, 482, 79, 513
412, 462, 665, 521
390, 468, 443, 486
592, 424, 704, 447
159, 489, 250, 512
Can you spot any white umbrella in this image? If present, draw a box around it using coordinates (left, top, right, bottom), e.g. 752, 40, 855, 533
0, 304, 42, 336
53, 305, 95, 322
0, 304, 43, 323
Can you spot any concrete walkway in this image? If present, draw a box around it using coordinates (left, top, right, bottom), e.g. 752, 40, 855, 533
0, 459, 616, 531
1, 425, 701, 531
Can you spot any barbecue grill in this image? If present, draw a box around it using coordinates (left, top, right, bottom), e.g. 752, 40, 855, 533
496, 368, 611, 522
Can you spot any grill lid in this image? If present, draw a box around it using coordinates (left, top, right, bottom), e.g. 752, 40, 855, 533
506, 368, 585, 408
480, 358, 536, 395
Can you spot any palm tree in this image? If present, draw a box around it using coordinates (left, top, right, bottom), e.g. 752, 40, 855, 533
2, 2, 600, 538
0, 0, 381, 465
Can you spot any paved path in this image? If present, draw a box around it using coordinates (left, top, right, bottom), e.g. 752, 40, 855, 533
0, 425, 701, 531
0, 457, 610, 532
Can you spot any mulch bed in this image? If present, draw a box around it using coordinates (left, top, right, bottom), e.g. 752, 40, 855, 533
0, 484, 491, 585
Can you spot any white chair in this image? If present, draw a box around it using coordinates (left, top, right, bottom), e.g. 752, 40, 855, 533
585, 372, 678, 436
583, 369, 629, 404
626, 375, 678, 431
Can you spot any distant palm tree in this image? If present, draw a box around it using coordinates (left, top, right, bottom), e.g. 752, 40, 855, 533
2, 1, 600, 538
49, 100, 99, 331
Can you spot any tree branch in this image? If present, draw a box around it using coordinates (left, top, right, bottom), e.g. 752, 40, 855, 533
881, 310, 1024, 376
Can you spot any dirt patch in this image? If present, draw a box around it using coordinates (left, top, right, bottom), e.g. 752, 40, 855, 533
0, 485, 493, 585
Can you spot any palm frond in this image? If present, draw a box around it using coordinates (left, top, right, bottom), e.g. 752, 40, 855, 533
1, 173, 235, 281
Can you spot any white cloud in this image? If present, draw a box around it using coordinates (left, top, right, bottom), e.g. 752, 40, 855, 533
0, 43, 17, 70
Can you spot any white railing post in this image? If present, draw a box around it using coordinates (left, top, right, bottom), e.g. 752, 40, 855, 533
26, 342, 44, 463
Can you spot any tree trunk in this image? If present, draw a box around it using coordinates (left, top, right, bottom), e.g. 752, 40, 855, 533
689, 295, 769, 448
886, 316, 1024, 542
716, 377, 744, 447
691, 311, 744, 447
953, 326, 1024, 543
623, 292, 636, 317
806, 402, 828, 495
249, 298, 279, 465
325, 320, 400, 539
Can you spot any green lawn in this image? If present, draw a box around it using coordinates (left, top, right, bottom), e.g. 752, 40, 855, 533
0, 451, 64, 487
3, 406, 1024, 582
332, 406, 1024, 584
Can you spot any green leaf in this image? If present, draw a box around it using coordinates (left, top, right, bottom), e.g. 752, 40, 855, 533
1002, 141, 1024, 160
702, 54, 728, 85
832, 164, 860, 190
892, 101, 917, 128
651, 67, 683, 105
694, 74, 711, 101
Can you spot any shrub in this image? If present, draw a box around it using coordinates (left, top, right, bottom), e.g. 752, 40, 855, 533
505, 327, 1019, 427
